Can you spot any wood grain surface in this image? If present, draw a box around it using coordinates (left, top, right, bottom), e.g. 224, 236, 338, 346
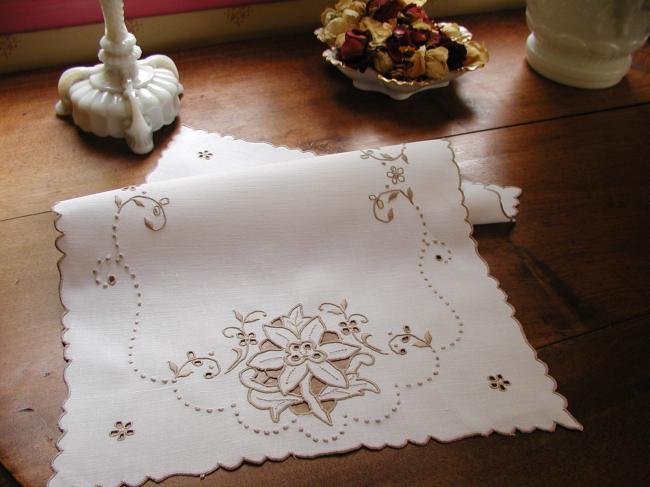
0, 9, 648, 487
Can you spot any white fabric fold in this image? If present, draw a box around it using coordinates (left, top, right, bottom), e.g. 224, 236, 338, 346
51, 140, 578, 487
148, 126, 520, 224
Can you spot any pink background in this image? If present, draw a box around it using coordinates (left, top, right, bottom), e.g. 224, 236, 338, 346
0, 0, 280, 34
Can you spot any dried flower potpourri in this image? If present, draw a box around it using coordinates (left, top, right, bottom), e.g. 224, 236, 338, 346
316, 0, 489, 85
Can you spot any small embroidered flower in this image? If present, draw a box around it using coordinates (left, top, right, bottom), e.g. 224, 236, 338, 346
338, 319, 360, 335
237, 331, 258, 346
198, 150, 213, 160
109, 421, 134, 441
386, 166, 405, 184
488, 374, 511, 391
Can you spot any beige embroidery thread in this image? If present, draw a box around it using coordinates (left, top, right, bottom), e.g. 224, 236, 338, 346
109, 421, 134, 441
318, 300, 387, 355
223, 310, 267, 374
168, 351, 221, 380
239, 304, 380, 426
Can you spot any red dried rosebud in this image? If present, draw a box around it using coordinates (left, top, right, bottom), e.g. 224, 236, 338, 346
392, 26, 408, 43
367, 0, 403, 22
440, 36, 468, 70
340, 29, 369, 61
386, 36, 404, 62
402, 5, 430, 23
426, 30, 442, 47
408, 28, 429, 45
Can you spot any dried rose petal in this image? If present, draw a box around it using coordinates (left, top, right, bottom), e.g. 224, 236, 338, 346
439, 35, 467, 70
367, 0, 404, 22
340, 29, 369, 61
401, 5, 430, 24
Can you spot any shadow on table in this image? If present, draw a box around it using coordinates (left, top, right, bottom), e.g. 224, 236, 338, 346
0, 463, 20, 487
327, 73, 475, 133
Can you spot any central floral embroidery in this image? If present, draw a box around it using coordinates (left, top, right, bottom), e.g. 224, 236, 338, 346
240, 304, 379, 425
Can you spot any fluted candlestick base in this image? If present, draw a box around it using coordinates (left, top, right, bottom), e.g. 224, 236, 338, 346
55, 0, 182, 154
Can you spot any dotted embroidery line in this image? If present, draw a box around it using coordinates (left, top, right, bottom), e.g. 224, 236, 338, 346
347, 388, 402, 425
412, 198, 463, 351
298, 423, 347, 444
172, 388, 230, 415
401, 358, 441, 388
231, 406, 293, 436
92, 194, 169, 385
366, 151, 463, 352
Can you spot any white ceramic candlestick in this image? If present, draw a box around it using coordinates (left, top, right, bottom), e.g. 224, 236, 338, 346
55, 0, 183, 154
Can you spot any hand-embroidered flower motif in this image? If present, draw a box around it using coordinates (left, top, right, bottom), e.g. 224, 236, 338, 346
338, 319, 360, 335
168, 351, 220, 380
488, 374, 511, 391
109, 421, 134, 441
387, 166, 405, 184
237, 331, 258, 346
249, 315, 357, 395
198, 150, 213, 160
388, 325, 434, 355
240, 304, 379, 425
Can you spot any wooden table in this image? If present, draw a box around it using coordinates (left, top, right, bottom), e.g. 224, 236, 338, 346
1, 9, 648, 487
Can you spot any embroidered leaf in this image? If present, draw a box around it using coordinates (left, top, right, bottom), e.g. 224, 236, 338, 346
414, 340, 430, 348
248, 390, 302, 423
387, 208, 394, 222
177, 369, 193, 378
114, 195, 122, 208
359, 333, 387, 354
327, 309, 344, 316
424, 331, 432, 344
287, 304, 303, 326
388, 191, 399, 202
234, 310, 244, 323
340, 299, 348, 311
347, 353, 375, 373
376, 199, 384, 209
144, 218, 155, 230
168, 361, 179, 375
133, 198, 145, 207
381, 153, 392, 159
406, 187, 414, 203
159, 198, 169, 206
320, 375, 380, 402
225, 348, 244, 373
401, 152, 409, 164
